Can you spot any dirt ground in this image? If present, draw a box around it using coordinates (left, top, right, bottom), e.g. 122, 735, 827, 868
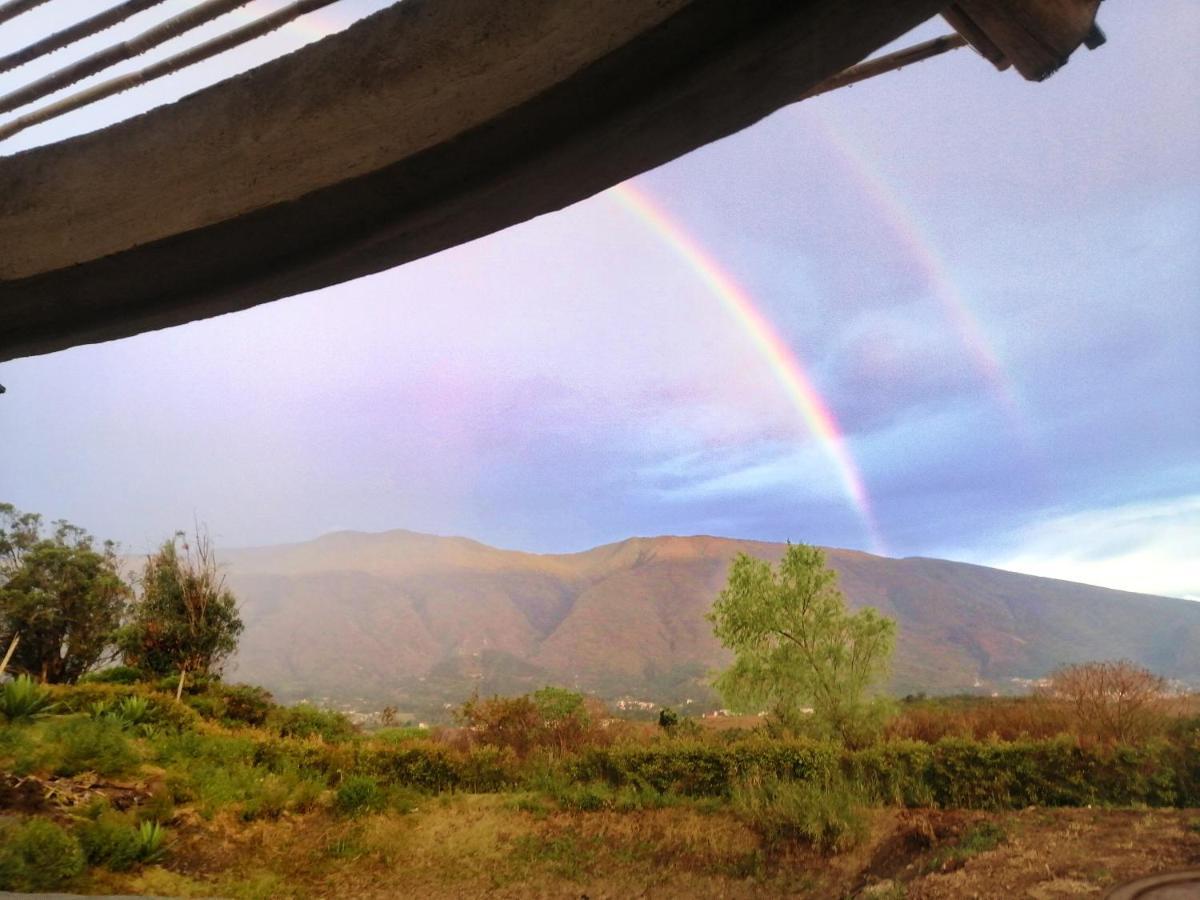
85, 798, 1200, 899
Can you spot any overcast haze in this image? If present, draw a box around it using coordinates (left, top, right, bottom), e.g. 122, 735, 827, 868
1, 2, 1197, 598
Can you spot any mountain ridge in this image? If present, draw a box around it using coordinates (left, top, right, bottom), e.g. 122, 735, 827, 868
215, 530, 1200, 714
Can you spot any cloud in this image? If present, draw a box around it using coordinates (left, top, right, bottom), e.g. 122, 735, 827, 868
989, 495, 1200, 600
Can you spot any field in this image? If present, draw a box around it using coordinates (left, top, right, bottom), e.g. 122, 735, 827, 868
1, 677, 1197, 898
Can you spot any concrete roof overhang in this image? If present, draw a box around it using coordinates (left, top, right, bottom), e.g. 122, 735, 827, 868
0, 0, 947, 362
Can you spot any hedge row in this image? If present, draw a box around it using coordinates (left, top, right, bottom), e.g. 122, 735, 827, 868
241, 734, 1198, 808
566, 737, 1199, 808
250, 738, 521, 793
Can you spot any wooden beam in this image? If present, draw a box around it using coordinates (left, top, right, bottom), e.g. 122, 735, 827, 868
950, 0, 1102, 81
0, 0, 947, 362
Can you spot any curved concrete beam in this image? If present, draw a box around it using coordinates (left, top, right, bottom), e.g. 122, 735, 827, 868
0, 0, 945, 362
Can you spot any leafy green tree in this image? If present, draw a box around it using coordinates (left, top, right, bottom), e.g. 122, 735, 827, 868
707, 543, 895, 744
119, 530, 243, 686
0, 504, 130, 683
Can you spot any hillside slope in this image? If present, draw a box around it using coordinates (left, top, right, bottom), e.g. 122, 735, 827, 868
220, 531, 1200, 711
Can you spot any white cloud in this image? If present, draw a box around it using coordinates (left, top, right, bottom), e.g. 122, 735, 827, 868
989, 495, 1200, 600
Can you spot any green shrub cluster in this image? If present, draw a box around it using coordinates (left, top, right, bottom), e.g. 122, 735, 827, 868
47, 682, 202, 731
48, 716, 140, 777
266, 703, 357, 741
733, 773, 871, 853
0, 819, 85, 892
565, 737, 1197, 808
184, 682, 275, 727
77, 807, 166, 871
850, 737, 1196, 808
568, 739, 836, 797
79, 666, 145, 685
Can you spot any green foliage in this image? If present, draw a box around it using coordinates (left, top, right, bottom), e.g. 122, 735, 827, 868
118, 530, 243, 679
658, 707, 680, 733
79, 665, 144, 685
0, 504, 131, 684
849, 737, 1195, 809
78, 810, 145, 871
734, 772, 871, 853
48, 715, 139, 777
0, 818, 85, 891
707, 544, 896, 745
136, 820, 168, 864
0, 673, 58, 722
335, 775, 387, 816
267, 703, 356, 741
48, 682, 201, 732
215, 683, 274, 726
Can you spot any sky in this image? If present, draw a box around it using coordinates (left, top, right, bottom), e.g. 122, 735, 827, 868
0, 1, 1197, 599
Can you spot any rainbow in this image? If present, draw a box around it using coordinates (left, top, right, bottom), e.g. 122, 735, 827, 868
811, 113, 1033, 445
611, 182, 886, 555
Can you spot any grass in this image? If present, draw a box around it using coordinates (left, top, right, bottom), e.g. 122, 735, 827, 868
733, 773, 872, 853
0, 678, 1196, 897
923, 821, 1007, 872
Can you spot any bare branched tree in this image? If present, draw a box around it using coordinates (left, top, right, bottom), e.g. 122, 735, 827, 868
1040, 659, 1170, 744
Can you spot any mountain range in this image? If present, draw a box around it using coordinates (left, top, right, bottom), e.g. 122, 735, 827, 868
217, 530, 1200, 717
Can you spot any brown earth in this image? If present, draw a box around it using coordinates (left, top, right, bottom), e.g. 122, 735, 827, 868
93, 798, 1200, 899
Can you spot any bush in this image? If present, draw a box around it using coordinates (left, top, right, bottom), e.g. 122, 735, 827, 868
733, 773, 870, 853
0, 674, 58, 722
0, 819, 85, 891
78, 811, 144, 871
47, 682, 201, 732
49, 716, 139, 777
182, 682, 274, 727
456, 687, 608, 757
335, 775, 387, 816
268, 703, 357, 741
80, 666, 145, 685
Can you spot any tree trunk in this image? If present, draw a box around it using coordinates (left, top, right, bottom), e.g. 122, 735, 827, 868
0, 632, 17, 677
175, 667, 187, 702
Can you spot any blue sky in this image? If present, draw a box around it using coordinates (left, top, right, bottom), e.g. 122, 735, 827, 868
1, 1, 1197, 598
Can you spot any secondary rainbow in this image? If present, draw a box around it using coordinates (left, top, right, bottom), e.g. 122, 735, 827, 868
611, 182, 885, 554
811, 113, 1033, 446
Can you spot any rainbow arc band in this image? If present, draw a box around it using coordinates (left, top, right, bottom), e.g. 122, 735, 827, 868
612, 182, 887, 555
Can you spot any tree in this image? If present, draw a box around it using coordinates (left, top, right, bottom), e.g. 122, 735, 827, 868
0, 504, 130, 683
119, 530, 243, 690
1039, 659, 1169, 744
707, 543, 896, 744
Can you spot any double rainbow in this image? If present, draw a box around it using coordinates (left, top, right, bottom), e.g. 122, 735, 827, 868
611, 183, 886, 555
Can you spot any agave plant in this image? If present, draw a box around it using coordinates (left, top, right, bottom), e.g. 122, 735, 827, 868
0, 674, 58, 723
136, 820, 168, 863
88, 700, 113, 720
114, 695, 153, 728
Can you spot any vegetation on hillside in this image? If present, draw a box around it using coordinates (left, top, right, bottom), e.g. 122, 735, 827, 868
2, 511, 1197, 896
0, 674, 1195, 896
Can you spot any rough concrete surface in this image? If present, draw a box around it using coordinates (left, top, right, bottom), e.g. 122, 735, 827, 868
0, 0, 945, 361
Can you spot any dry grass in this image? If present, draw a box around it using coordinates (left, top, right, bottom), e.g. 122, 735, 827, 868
85, 793, 1200, 899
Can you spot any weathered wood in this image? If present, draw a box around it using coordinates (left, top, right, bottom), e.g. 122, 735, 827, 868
0, 0, 947, 362
0, 0, 340, 142
951, 0, 1102, 81
0, 0, 50, 27
0, 632, 18, 677
801, 33, 968, 101
0, 0, 169, 76
942, 5, 1011, 71
0, 0, 253, 115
